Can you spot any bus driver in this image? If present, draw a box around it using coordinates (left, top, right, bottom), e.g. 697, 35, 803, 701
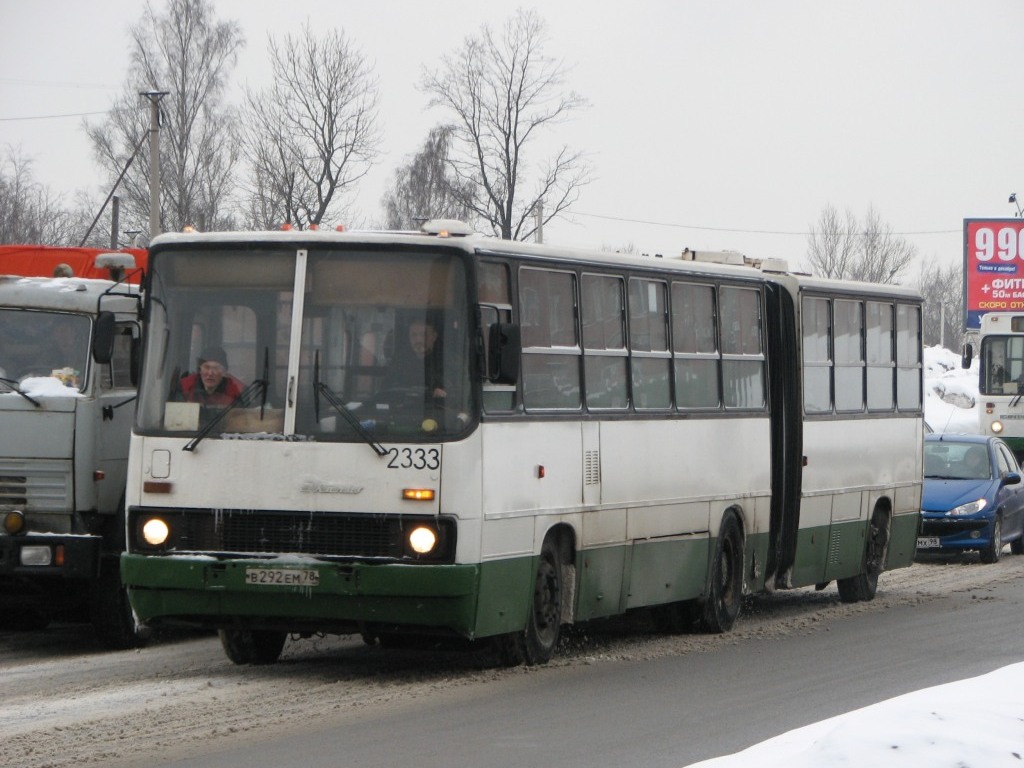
178, 346, 244, 407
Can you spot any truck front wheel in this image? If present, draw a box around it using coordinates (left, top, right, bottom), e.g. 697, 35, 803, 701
89, 553, 150, 650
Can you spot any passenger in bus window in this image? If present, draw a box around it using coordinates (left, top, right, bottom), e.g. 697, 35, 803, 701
178, 346, 245, 407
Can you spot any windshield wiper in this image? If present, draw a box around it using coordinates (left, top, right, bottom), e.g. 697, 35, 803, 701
313, 350, 387, 457
0, 376, 41, 407
183, 349, 271, 452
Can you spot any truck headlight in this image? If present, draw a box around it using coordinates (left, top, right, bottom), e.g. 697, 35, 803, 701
3, 510, 25, 534
20, 545, 53, 566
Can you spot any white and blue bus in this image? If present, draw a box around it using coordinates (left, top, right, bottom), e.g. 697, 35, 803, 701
122, 222, 923, 665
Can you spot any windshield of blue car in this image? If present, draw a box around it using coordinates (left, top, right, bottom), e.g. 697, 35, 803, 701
924, 443, 992, 481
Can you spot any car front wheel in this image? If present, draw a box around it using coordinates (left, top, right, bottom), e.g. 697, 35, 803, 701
981, 516, 1003, 564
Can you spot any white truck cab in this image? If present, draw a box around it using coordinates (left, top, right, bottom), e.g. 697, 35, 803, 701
0, 256, 145, 647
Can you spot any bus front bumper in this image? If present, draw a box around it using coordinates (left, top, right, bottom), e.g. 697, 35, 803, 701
121, 553, 487, 639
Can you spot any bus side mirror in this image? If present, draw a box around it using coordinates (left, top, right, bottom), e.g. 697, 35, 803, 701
962, 342, 973, 369
92, 312, 116, 365
488, 322, 520, 384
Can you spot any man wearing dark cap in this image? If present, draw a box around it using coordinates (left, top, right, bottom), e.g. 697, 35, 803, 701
179, 346, 244, 406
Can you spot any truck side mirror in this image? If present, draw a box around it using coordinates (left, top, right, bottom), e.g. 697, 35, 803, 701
488, 322, 521, 384
962, 342, 974, 369
130, 336, 142, 387
92, 312, 116, 365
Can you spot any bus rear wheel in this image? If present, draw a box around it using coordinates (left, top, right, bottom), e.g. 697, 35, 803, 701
219, 629, 287, 665
837, 510, 890, 603
700, 514, 743, 633
494, 538, 564, 666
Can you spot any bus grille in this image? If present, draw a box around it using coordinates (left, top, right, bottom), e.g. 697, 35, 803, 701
181, 510, 403, 558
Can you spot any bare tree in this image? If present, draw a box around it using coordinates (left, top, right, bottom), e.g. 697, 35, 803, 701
85, 0, 244, 238
420, 8, 590, 241
241, 24, 381, 230
381, 125, 474, 230
0, 148, 80, 245
918, 260, 965, 350
805, 204, 917, 284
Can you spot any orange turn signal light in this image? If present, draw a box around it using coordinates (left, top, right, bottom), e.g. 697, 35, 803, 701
402, 488, 435, 501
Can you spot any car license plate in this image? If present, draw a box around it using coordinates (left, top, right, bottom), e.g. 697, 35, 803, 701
917, 537, 941, 549
245, 567, 320, 587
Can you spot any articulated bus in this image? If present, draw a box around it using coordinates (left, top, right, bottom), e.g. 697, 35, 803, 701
122, 222, 923, 665
969, 312, 1024, 457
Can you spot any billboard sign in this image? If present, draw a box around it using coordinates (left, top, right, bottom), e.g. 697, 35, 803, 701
964, 218, 1024, 329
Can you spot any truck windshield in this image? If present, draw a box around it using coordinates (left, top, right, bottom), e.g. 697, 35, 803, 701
0, 309, 91, 391
135, 245, 473, 442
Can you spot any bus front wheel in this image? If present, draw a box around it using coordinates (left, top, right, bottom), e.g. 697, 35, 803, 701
701, 514, 743, 633
494, 538, 564, 666
219, 629, 287, 665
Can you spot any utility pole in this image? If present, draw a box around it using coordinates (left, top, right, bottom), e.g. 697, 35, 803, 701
110, 195, 120, 249
535, 199, 544, 244
141, 90, 168, 239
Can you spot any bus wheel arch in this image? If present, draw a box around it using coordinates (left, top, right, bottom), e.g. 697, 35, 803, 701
700, 509, 745, 633
837, 502, 891, 603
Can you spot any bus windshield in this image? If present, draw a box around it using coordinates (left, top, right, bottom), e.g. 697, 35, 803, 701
980, 335, 1024, 395
136, 245, 473, 442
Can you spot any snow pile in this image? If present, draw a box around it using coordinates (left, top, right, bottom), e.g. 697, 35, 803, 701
0, 375, 83, 398
923, 344, 979, 435
685, 663, 1024, 767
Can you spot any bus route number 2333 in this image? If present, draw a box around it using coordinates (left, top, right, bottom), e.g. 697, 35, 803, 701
386, 447, 440, 470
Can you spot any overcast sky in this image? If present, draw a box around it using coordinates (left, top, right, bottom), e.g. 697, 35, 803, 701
1, 0, 1021, 275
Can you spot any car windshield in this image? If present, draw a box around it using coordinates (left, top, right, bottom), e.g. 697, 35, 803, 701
0, 309, 91, 390
924, 442, 992, 481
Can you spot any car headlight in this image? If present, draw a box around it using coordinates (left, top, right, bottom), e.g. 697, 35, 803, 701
991, 420, 1004, 434
948, 499, 988, 516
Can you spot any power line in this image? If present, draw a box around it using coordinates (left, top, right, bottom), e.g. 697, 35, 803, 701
0, 111, 111, 123
570, 210, 960, 237
0, 77, 115, 90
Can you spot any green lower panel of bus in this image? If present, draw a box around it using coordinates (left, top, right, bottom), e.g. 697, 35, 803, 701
121, 553, 536, 641
789, 512, 919, 588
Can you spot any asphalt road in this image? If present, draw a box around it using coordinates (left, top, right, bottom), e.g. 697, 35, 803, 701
3, 557, 1023, 768
161, 574, 1024, 768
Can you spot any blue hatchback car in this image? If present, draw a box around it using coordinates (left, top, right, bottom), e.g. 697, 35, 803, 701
919, 434, 1024, 563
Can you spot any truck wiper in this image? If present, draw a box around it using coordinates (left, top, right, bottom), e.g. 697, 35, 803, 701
183, 349, 271, 452
0, 376, 41, 407
313, 350, 387, 457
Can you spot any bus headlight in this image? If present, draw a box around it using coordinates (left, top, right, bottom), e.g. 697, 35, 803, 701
991, 420, 1004, 434
407, 525, 438, 555
141, 517, 171, 546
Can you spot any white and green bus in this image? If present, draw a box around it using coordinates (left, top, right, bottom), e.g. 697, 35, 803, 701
966, 312, 1024, 457
122, 222, 923, 665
